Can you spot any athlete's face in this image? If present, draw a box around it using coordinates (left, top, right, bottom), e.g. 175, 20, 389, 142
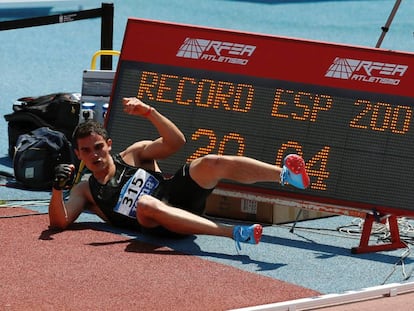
75, 132, 112, 171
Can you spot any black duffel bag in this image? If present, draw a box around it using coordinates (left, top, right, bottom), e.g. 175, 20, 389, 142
4, 93, 80, 158
13, 127, 76, 190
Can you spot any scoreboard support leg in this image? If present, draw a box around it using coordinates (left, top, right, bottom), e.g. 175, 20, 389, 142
351, 213, 406, 254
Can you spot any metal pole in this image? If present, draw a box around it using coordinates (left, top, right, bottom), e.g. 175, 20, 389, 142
375, 0, 402, 48
100, 3, 114, 69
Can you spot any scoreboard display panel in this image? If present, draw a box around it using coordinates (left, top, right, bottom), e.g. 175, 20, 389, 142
106, 18, 414, 215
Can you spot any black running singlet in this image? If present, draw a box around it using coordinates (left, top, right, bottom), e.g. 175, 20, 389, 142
89, 154, 164, 230
88, 154, 214, 232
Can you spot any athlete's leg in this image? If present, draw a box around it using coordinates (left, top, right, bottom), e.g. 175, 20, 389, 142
136, 194, 262, 246
188, 154, 310, 190
136, 194, 233, 236
188, 154, 282, 189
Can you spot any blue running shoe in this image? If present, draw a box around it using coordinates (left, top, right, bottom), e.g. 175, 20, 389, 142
233, 224, 263, 250
280, 154, 310, 190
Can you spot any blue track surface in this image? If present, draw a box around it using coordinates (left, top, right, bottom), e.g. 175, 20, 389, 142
1, 0, 414, 295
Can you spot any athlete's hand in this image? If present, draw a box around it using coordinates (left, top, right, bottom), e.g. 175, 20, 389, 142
53, 164, 75, 190
122, 97, 152, 117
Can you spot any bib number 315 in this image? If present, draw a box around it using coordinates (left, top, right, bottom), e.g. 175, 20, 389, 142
114, 169, 160, 218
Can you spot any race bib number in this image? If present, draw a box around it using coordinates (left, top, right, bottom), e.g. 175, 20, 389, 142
114, 169, 160, 218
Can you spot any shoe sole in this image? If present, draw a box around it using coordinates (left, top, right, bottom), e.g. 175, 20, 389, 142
284, 154, 310, 189
253, 224, 263, 244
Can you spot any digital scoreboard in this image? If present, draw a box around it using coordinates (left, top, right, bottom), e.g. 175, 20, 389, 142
106, 18, 414, 217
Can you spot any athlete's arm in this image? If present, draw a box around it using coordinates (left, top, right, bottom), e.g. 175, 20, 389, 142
48, 182, 90, 229
122, 97, 186, 161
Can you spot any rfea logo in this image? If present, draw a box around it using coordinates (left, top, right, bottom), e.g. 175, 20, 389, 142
176, 37, 256, 65
325, 57, 408, 85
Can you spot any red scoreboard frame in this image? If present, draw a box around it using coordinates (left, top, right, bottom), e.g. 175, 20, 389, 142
106, 18, 414, 252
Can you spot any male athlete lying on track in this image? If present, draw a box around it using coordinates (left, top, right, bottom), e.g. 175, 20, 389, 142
49, 97, 310, 249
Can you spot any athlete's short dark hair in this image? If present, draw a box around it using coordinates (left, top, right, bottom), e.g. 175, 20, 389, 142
72, 120, 110, 149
